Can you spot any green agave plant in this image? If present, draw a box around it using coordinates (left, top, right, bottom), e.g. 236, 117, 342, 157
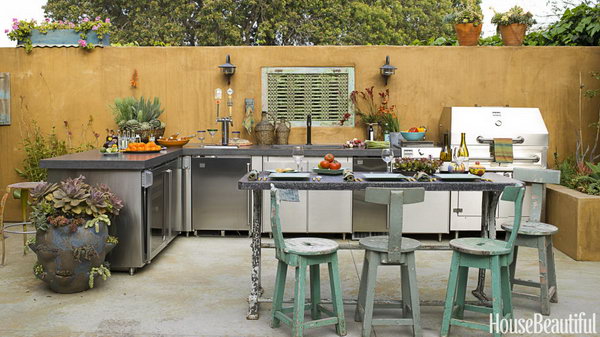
111, 96, 165, 132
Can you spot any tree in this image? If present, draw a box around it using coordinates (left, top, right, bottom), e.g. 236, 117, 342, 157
43, 0, 455, 46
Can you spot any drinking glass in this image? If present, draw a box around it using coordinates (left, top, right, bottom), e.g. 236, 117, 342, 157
207, 129, 218, 144
292, 146, 304, 172
381, 148, 394, 173
197, 130, 206, 145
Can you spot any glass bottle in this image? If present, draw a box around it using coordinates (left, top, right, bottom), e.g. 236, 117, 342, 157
456, 132, 469, 169
440, 133, 452, 162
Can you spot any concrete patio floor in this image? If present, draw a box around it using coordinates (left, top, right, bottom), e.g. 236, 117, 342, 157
1, 234, 599, 337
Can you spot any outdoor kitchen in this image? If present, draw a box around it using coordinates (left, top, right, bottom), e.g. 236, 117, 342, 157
1, 2, 600, 336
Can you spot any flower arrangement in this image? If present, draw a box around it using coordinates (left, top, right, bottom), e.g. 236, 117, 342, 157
30, 175, 124, 233
350, 87, 399, 132
5, 16, 111, 53
491, 6, 536, 27
445, 0, 483, 26
394, 157, 442, 175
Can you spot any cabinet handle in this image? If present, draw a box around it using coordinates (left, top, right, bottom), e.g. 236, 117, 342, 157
164, 169, 172, 241
247, 162, 252, 227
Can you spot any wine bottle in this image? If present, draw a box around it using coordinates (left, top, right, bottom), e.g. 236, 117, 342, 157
457, 132, 469, 157
440, 133, 452, 162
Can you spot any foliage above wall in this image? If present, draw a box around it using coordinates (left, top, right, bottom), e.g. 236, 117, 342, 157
5, 16, 111, 52
526, 3, 600, 46
42, 0, 456, 46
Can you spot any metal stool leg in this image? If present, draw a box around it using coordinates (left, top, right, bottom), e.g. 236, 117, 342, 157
20, 189, 29, 254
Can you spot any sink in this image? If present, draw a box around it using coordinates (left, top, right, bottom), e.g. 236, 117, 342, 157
271, 144, 345, 149
203, 145, 239, 149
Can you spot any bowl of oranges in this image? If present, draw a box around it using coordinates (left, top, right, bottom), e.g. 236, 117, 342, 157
124, 141, 163, 153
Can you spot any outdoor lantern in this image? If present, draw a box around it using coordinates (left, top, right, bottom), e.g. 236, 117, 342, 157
218, 55, 236, 85
379, 56, 396, 85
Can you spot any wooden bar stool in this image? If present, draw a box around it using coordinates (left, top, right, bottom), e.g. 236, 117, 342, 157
354, 187, 424, 337
441, 186, 525, 337
269, 186, 346, 337
1, 182, 44, 265
501, 168, 560, 316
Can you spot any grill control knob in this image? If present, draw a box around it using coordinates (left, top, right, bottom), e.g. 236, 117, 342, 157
495, 120, 502, 126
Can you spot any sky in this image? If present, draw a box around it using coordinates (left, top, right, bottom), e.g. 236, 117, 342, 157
0, 0, 583, 47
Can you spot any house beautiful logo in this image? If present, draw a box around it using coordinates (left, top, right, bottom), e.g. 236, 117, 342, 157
490, 312, 597, 335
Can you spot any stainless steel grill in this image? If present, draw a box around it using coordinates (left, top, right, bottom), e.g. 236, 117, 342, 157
439, 107, 549, 231
439, 106, 548, 172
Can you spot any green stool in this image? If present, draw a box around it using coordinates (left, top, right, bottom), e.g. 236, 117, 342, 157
354, 187, 424, 337
502, 168, 561, 316
441, 186, 525, 337
269, 186, 346, 337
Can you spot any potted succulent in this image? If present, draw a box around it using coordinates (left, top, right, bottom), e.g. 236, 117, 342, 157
5, 16, 111, 53
491, 6, 536, 46
446, 0, 484, 46
28, 176, 123, 293
111, 96, 166, 142
376, 89, 401, 146
351, 87, 382, 140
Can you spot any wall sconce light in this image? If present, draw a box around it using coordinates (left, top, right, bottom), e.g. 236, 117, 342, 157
379, 56, 396, 85
218, 54, 236, 85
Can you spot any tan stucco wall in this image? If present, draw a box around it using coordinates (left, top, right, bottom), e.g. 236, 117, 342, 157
0, 46, 599, 219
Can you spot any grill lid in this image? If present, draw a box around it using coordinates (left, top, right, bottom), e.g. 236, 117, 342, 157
439, 107, 548, 146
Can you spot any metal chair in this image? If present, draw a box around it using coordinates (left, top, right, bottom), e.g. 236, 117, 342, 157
269, 186, 346, 337
501, 168, 560, 315
1, 182, 43, 265
441, 186, 525, 337
354, 187, 424, 337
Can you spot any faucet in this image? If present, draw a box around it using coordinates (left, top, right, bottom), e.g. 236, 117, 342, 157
306, 113, 312, 145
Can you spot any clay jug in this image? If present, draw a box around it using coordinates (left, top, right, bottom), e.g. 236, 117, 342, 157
275, 118, 291, 145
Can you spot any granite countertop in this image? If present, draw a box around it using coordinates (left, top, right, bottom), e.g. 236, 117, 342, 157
40, 144, 387, 170
239, 172, 521, 191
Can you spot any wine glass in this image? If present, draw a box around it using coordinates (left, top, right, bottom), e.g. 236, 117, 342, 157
207, 129, 218, 144
292, 146, 304, 172
196, 130, 206, 145
381, 148, 394, 173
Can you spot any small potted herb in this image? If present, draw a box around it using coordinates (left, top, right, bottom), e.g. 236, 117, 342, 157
28, 176, 123, 293
393, 157, 442, 176
446, 0, 483, 46
491, 6, 535, 46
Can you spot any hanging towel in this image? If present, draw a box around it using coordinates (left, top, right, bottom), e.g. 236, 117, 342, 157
492, 138, 514, 163
243, 98, 255, 135
279, 189, 300, 202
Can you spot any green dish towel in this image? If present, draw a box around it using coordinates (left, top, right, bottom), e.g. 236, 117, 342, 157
493, 138, 513, 163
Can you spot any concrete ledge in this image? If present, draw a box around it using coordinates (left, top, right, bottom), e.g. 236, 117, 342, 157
546, 184, 600, 261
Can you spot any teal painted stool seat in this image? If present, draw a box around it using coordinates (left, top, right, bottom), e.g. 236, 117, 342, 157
269, 186, 346, 337
355, 187, 424, 337
441, 186, 525, 337
501, 167, 561, 316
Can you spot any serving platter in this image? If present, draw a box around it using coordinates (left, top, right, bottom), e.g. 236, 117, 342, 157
434, 173, 481, 181
313, 168, 344, 175
362, 173, 409, 181
269, 172, 311, 180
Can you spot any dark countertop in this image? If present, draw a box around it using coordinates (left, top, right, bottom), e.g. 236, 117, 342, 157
40, 144, 386, 170
239, 172, 521, 191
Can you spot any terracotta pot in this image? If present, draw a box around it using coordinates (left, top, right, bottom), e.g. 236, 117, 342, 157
499, 23, 527, 46
454, 23, 482, 46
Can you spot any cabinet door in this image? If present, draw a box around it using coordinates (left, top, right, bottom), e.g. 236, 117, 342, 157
262, 157, 307, 233
306, 157, 352, 233
404, 191, 450, 233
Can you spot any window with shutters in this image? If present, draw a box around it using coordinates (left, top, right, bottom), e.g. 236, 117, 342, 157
261, 67, 355, 127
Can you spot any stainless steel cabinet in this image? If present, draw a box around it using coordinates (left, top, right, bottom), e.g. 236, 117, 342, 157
306, 157, 352, 233
192, 156, 251, 231
262, 157, 307, 233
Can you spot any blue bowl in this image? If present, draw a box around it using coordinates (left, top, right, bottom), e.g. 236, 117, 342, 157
400, 131, 425, 141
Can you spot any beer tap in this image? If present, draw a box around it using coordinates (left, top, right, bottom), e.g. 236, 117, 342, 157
216, 88, 234, 146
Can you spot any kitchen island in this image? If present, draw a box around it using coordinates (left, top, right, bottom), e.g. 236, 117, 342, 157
238, 171, 522, 319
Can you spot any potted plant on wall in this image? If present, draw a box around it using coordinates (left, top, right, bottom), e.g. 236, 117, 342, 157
491, 6, 536, 46
111, 96, 166, 142
6, 16, 111, 53
377, 89, 401, 146
351, 87, 383, 141
28, 176, 123, 293
446, 0, 484, 46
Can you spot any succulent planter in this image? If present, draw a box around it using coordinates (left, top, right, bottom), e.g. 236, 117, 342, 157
19, 29, 110, 47
546, 184, 600, 261
498, 23, 527, 46
454, 23, 482, 46
29, 220, 115, 293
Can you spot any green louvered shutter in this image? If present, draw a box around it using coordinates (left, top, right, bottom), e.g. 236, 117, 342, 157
262, 67, 355, 126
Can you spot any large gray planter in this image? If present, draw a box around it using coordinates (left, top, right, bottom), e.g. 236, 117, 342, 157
29, 220, 115, 293
19, 29, 110, 46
